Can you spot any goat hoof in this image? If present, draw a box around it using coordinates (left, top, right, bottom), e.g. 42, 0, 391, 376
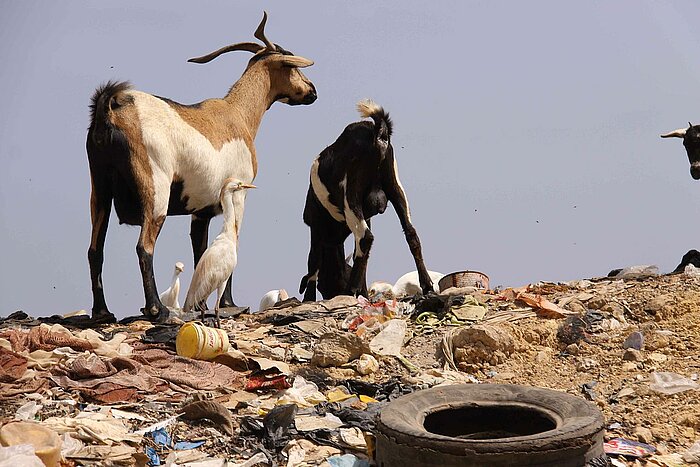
91, 310, 117, 325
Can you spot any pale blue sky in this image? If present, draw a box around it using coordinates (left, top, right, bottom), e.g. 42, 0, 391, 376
1, 1, 699, 318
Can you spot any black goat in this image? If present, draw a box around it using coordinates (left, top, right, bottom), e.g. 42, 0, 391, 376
299, 100, 433, 301
661, 123, 700, 179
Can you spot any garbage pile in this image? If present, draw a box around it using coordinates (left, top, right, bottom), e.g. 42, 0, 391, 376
2, 267, 700, 466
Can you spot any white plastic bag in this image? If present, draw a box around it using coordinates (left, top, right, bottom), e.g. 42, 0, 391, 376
649, 372, 699, 395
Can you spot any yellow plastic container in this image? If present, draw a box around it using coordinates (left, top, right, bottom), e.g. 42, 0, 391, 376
0, 421, 61, 467
176, 322, 230, 360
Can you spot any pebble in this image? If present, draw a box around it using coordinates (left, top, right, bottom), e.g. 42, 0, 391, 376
622, 331, 644, 350
634, 426, 654, 444
649, 352, 668, 363
622, 349, 645, 362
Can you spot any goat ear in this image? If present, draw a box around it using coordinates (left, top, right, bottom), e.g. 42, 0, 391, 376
278, 55, 314, 68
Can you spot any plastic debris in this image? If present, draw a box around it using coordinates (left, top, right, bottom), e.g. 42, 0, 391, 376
14, 400, 42, 420
245, 372, 291, 392
649, 372, 700, 395
0, 444, 44, 467
294, 413, 344, 432
327, 453, 370, 467
276, 376, 327, 408
604, 437, 656, 458
369, 319, 407, 357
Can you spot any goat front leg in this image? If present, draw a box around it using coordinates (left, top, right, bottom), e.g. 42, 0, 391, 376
381, 151, 433, 294
88, 172, 117, 324
190, 214, 211, 311
345, 203, 373, 297
137, 213, 169, 322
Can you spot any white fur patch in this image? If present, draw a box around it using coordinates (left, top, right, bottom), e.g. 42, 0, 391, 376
310, 158, 344, 222
392, 158, 411, 222
130, 91, 255, 217
344, 195, 368, 258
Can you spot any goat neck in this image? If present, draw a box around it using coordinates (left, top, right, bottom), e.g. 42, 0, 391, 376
223, 65, 273, 141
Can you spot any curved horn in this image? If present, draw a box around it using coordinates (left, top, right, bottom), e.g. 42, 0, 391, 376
660, 128, 688, 139
187, 42, 264, 64
254, 11, 275, 51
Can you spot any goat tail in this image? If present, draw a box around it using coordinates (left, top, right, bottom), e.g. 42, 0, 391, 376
88, 80, 132, 146
357, 99, 393, 151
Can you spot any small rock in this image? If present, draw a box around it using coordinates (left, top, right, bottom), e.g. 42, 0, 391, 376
622, 349, 644, 362
646, 294, 673, 313
602, 302, 627, 323
621, 362, 638, 372
616, 387, 635, 399
311, 332, 367, 367
535, 350, 549, 364
649, 352, 668, 363
565, 343, 580, 355
623, 331, 644, 350
576, 357, 599, 371
587, 296, 607, 310
492, 372, 516, 380
634, 426, 654, 444
356, 354, 379, 375
564, 299, 587, 314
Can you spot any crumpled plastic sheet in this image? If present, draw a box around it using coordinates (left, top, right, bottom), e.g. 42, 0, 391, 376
0, 444, 44, 467
41, 412, 143, 445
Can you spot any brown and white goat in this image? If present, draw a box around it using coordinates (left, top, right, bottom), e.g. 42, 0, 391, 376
299, 100, 433, 301
87, 13, 316, 323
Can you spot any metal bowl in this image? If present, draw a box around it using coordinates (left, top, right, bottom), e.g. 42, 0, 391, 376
438, 270, 490, 291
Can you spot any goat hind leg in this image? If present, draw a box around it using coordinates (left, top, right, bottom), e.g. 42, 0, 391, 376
88, 173, 117, 323
300, 229, 321, 302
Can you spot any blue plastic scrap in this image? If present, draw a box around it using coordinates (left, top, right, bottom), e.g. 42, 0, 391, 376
174, 440, 206, 450
150, 428, 173, 447
145, 446, 161, 466
327, 454, 371, 467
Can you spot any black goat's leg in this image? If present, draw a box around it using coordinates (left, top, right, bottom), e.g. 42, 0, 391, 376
219, 275, 236, 308
87, 171, 116, 323
345, 203, 374, 296
381, 148, 433, 294
190, 214, 211, 311
300, 227, 321, 302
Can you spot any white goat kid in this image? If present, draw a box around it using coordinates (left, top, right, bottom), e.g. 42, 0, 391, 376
86, 12, 316, 324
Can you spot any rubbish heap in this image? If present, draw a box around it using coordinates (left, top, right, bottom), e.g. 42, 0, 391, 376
2, 267, 700, 466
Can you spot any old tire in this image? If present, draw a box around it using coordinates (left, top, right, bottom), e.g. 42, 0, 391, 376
375, 383, 607, 467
